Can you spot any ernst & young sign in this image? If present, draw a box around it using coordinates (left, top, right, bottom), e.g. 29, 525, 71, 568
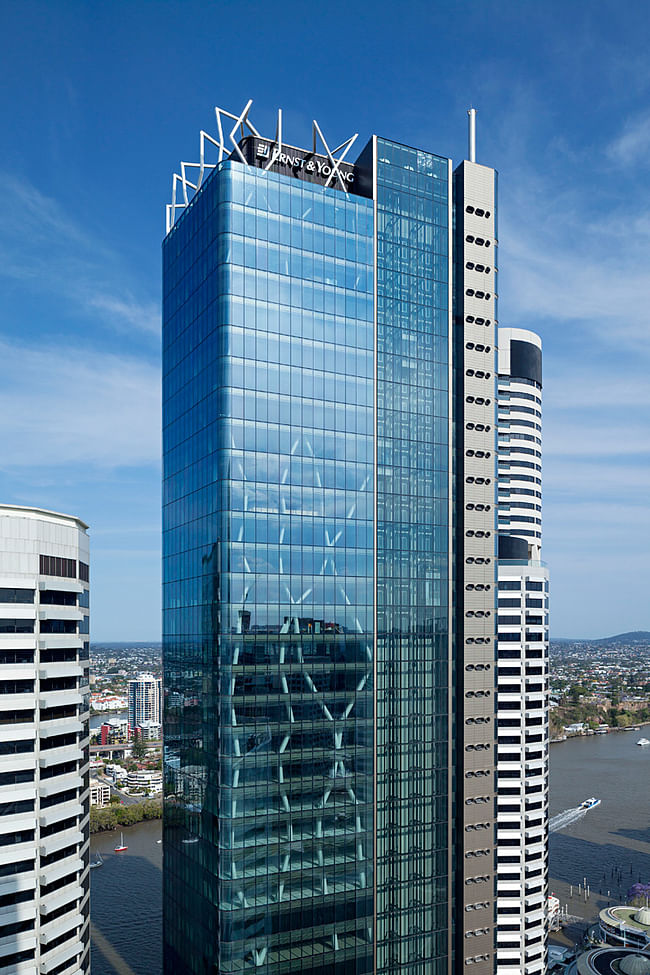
237, 136, 368, 195
256, 142, 355, 184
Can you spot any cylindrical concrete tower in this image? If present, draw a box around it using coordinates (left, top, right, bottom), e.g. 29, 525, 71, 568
495, 330, 549, 975
0, 505, 90, 975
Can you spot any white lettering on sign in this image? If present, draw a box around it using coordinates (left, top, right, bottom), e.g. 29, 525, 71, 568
255, 142, 354, 183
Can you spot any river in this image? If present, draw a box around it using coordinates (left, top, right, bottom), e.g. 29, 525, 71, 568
90, 818, 162, 975
90, 710, 128, 731
89, 728, 650, 970
548, 724, 650, 946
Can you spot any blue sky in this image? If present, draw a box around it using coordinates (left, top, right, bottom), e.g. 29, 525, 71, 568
0, 0, 647, 639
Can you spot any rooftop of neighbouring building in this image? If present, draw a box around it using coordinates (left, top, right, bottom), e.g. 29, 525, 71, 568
571, 947, 650, 975
0, 502, 88, 531
601, 906, 650, 938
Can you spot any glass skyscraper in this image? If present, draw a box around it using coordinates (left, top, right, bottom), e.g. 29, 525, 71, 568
163, 104, 501, 975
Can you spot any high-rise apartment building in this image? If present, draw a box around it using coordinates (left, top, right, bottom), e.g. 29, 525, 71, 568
495, 329, 549, 973
0, 505, 91, 975
162, 101, 503, 975
128, 672, 162, 731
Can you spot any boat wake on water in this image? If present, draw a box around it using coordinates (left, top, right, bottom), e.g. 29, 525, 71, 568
549, 798, 601, 833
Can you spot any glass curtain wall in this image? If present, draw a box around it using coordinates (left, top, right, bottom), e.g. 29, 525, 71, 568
163, 160, 375, 974
374, 138, 451, 974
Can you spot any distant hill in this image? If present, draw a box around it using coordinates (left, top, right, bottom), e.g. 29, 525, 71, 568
550, 631, 650, 645
598, 631, 650, 644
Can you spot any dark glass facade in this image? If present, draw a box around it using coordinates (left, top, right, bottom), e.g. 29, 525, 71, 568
164, 161, 376, 974
373, 140, 451, 974
163, 133, 462, 975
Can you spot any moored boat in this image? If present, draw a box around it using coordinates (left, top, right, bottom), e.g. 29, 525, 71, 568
114, 832, 128, 852
637, 738, 650, 746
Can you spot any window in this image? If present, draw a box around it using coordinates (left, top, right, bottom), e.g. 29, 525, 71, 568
41, 788, 77, 808
0, 829, 34, 848
42, 760, 78, 780
0, 648, 34, 664
40, 620, 77, 634
41, 732, 77, 751
0, 619, 34, 633
0, 679, 34, 694
40, 648, 77, 663
0, 588, 34, 603
0, 767, 33, 786
40, 704, 77, 722
40, 554, 76, 578
41, 816, 77, 837
79, 561, 89, 582
41, 870, 78, 895
40, 677, 77, 692
40, 590, 77, 606
0, 740, 33, 756
0, 799, 34, 817
0, 708, 33, 725
0, 888, 32, 909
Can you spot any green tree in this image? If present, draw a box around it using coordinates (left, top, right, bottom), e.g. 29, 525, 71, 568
131, 734, 147, 761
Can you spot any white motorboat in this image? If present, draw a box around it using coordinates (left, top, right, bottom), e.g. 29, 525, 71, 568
579, 797, 601, 810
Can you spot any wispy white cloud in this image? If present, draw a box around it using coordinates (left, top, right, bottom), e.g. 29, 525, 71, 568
544, 458, 649, 498
544, 368, 650, 408
544, 420, 650, 457
0, 174, 159, 337
0, 340, 160, 469
500, 197, 650, 355
87, 295, 159, 336
606, 112, 650, 166
493, 96, 650, 357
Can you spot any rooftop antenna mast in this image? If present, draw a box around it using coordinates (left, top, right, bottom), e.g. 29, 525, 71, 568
468, 108, 477, 163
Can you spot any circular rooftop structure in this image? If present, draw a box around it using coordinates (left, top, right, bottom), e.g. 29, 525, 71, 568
636, 910, 650, 927
619, 956, 650, 975
576, 948, 650, 975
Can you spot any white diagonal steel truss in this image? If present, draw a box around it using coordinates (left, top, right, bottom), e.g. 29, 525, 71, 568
224, 434, 373, 964
166, 100, 359, 232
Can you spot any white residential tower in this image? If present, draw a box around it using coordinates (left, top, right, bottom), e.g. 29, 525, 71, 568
495, 330, 549, 974
0, 505, 90, 975
128, 672, 161, 732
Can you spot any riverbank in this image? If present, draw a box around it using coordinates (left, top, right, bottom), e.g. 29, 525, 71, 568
551, 724, 650, 745
90, 798, 162, 833
549, 722, 650, 951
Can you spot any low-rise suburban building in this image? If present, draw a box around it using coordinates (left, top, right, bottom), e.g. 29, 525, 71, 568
126, 769, 163, 793
90, 778, 111, 808
135, 719, 162, 740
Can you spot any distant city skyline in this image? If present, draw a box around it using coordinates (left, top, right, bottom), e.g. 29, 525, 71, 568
0, 0, 648, 639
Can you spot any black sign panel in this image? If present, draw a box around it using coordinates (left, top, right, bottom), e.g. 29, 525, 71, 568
510, 340, 542, 388
235, 136, 371, 198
